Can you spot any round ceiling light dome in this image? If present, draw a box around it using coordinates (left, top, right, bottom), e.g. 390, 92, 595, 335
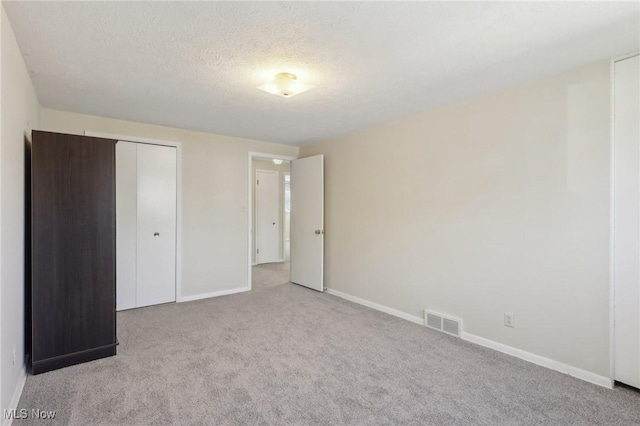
257, 72, 314, 98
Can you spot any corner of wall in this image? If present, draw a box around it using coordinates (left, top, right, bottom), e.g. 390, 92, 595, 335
1, 4, 41, 416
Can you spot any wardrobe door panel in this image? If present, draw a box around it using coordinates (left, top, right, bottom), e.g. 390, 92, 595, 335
31, 131, 116, 373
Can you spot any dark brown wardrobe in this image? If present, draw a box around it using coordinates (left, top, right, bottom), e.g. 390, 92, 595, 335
28, 131, 118, 374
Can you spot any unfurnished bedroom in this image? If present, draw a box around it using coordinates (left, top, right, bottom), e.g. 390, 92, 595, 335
0, 1, 639, 425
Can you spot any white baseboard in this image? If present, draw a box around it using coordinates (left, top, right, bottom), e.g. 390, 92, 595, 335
461, 332, 613, 389
3, 368, 27, 426
177, 286, 249, 303
325, 287, 613, 389
325, 288, 423, 325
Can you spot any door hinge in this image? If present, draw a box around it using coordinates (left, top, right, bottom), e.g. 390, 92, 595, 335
257, 249, 259, 254
257, 180, 259, 185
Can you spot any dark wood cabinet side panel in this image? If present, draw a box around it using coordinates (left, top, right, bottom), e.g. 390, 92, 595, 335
31, 131, 116, 366
25, 136, 32, 364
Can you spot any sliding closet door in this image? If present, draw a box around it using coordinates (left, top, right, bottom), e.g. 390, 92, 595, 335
116, 141, 138, 311
136, 144, 177, 308
116, 142, 177, 310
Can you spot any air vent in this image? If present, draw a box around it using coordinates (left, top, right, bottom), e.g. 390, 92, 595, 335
442, 318, 460, 336
424, 310, 463, 337
426, 313, 442, 330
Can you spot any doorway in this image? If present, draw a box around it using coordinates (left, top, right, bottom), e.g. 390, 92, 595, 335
250, 155, 293, 290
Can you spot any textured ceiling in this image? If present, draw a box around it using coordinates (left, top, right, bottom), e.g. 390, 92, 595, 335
4, 2, 639, 146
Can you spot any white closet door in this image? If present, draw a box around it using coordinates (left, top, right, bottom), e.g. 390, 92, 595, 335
136, 144, 177, 308
256, 169, 281, 264
614, 54, 640, 388
116, 141, 138, 311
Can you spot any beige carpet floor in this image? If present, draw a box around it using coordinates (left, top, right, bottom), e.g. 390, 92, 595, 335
15, 283, 640, 425
252, 261, 290, 290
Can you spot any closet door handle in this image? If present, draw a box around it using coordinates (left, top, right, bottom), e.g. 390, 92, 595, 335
154, 232, 160, 237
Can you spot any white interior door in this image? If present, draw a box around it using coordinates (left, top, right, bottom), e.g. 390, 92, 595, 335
136, 144, 177, 308
116, 141, 138, 311
256, 169, 281, 264
614, 54, 640, 388
290, 155, 324, 291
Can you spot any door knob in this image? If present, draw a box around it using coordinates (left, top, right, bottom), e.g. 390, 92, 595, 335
315, 229, 324, 235
273, 222, 276, 225
154, 232, 160, 237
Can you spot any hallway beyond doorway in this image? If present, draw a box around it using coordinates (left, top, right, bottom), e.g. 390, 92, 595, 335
252, 261, 290, 290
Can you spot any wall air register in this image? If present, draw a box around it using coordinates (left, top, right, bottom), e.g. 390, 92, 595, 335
424, 310, 463, 337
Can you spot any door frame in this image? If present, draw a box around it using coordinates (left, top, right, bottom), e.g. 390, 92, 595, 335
85, 131, 183, 302
609, 52, 640, 388
248, 152, 297, 290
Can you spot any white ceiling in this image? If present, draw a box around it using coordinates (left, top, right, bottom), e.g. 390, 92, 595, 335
4, 2, 639, 146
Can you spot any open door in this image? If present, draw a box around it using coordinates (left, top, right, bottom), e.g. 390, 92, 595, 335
290, 155, 324, 291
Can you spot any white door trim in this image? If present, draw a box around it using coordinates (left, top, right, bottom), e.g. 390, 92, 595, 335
85, 131, 183, 303
248, 152, 297, 290
609, 52, 640, 387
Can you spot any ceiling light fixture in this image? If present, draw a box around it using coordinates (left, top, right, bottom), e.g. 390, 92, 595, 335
272, 159, 283, 165
257, 72, 314, 98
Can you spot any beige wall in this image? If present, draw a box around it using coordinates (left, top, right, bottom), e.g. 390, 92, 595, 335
40, 109, 299, 298
1, 5, 40, 412
251, 158, 290, 264
301, 61, 612, 378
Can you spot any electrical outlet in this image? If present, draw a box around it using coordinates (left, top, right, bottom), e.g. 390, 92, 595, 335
504, 312, 515, 328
